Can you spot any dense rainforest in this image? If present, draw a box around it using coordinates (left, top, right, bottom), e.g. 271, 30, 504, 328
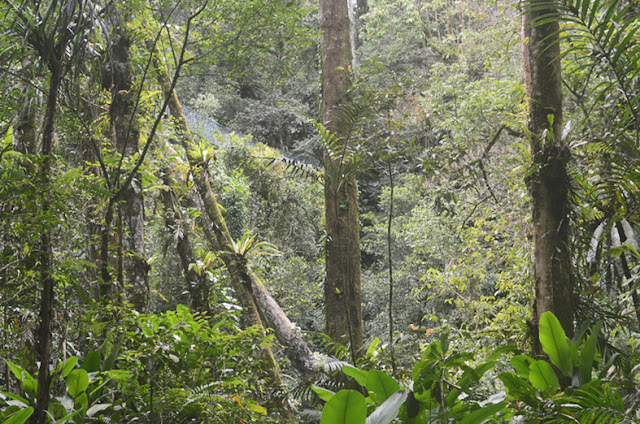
1, 0, 640, 422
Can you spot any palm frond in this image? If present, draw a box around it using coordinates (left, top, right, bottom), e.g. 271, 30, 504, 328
262, 155, 323, 182
555, 381, 636, 424
529, 0, 640, 139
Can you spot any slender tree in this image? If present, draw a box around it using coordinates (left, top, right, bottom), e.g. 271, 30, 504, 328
0, 2, 95, 421
522, 0, 573, 343
320, 0, 365, 359
13, 57, 37, 155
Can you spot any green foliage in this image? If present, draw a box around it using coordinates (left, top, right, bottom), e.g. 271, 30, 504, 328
497, 313, 640, 422
320, 390, 367, 424
316, 314, 640, 423
317, 332, 510, 424
1, 0, 640, 421
1, 354, 112, 423
106, 304, 280, 423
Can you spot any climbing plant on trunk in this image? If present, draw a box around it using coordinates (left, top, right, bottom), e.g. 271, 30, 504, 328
320, 0, 365, 361
103, 10, 151, 312
522, 0, 574, 344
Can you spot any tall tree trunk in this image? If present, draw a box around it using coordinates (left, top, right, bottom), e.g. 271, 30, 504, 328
523, 0, 573, 345
108, 19, 150, 312
320, 0, 364, 359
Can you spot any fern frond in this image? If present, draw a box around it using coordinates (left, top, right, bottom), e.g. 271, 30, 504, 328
290, 380, 319, 403
309, 332, 350, 361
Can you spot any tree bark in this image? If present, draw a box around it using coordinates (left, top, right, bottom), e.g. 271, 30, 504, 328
160, 169, 211, 314
320, 0, 364, 359
34, 54, 63, 424
523, 0, 574, 345
14, 58, 37, 155
107, 19, 150, 312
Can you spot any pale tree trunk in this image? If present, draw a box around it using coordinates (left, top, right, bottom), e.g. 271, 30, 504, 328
149, 43, 315, 376
523, 0, 573, 344
320, 0, 364, 359
107, 19, 150, 312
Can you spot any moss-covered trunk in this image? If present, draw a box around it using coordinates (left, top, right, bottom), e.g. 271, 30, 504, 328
107, 20, 150, 312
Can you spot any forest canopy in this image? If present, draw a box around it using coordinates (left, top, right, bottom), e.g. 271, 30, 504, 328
1, 0, 640, 422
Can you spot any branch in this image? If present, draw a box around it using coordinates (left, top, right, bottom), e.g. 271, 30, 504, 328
115, 1, 208, 200
471, 124, 522, 204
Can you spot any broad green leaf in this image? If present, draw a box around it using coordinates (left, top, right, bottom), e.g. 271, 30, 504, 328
405, 391, 421, 419
103, 343, 120, 371
3, 127, 12, 149
579, 321, 602, 384
497, 373, 539, 407
539, 312, 572, 376
342, 365, 368, 386
312, 385, 335, 402
66, 369, 89, 398
511, 355, 534, 378
366, 371, 400, 403
6, 362, 37, 399
366, 338, 380, 358
569, 341, 580, 369
60, 357, 79, 379
528, 360, 560, 391
365, 390, 408, 424
440, 332, 449, 355
0, 391, 30, 406
75, 391, 89, 410
459, 401, 508, 424
82, 351, 101, 373
320, 390, 366, 424
6, 361, 33, 383
3, 407, 33, 424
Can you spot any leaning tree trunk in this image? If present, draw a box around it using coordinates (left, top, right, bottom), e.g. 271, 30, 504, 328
149, 42, 316, 378
107, 19, 150, 312
523, 0, 574, 345
320, 0, 364, 360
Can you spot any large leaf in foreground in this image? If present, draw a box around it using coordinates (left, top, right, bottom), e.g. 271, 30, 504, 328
320, 390, 366, 424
